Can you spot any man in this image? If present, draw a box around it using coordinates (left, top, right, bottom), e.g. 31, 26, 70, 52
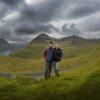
43, 42, 54, 79
53, 43, 62, 77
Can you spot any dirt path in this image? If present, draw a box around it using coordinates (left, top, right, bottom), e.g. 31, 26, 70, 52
0, 65, 82, 79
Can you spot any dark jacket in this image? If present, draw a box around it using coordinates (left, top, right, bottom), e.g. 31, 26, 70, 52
53, 48, 62, 62
43, 47, 54, 62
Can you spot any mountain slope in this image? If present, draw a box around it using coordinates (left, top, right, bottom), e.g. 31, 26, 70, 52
0, 39, 12, 51
10, 33, 100, 59
59, 35, 100, 44
30, 33, 56, 44
0, 48, 100, 100
10, 33, 57, 58
1, 35, 100, 100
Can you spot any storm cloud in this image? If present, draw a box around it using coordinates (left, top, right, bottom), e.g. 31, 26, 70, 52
0, 0, 100, 43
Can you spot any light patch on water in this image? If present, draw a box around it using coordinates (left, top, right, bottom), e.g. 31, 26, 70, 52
0, 50, 11, 56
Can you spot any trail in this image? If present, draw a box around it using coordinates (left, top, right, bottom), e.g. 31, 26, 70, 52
0, 64, 83, 80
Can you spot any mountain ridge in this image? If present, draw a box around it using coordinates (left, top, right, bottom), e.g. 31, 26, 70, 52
30, 33, 100, 44
29, 33, 57, 44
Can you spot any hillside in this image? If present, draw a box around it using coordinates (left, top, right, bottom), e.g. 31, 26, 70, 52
0, 47, 100, 100
0, 34, 100, 100
10, 33, 56, 59
0, 39, 12, 51
10, 34, 100, 59
59, 35, 100, 44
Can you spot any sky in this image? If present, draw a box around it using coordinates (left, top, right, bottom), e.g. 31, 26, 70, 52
0, 0, 100, 43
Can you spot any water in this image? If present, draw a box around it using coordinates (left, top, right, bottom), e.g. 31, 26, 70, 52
0, 43, 27, 56
0, 50, 11, 56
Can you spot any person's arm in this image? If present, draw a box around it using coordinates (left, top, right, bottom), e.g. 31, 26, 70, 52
43, 48, 47, 60
59, 48, 63, 60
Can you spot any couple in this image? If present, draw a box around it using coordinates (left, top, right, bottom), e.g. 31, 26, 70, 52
43, 41, 63, 79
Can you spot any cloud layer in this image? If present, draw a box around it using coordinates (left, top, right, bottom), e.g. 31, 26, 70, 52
0, 0, 100, 43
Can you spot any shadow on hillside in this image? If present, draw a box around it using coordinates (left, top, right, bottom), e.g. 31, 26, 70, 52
68, 70, 100, 100
0, 70, 100, 100
38, 70, 100, 100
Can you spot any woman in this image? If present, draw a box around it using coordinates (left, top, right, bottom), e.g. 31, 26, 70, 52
53, 42, 63, 77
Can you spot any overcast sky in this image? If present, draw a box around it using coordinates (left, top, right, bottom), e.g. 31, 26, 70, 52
0, 0, 100, 43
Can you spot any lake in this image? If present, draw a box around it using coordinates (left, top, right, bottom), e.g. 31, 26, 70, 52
0, 50, 11, 56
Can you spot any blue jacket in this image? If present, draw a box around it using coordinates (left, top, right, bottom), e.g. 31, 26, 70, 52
44, 47, 54, 62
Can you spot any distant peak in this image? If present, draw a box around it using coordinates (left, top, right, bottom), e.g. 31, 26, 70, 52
34, 33, 51, 40
66, 35, 85, 40
38, 33, 50, 37
29, 33, 57, 44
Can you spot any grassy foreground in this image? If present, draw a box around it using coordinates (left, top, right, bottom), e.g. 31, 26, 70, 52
0, 59, 100, 100
0, 43, 100, 100
0, 40, 100, 100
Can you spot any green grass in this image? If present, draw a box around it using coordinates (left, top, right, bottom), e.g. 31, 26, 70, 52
0, 41, 100, 100
0, 56, 45, 73
2, 41, 99, 74
0, 59, 100, 100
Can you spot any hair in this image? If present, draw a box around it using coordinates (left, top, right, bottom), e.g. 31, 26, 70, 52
49, 41, 53, 44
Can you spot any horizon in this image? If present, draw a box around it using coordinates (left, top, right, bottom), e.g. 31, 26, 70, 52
1, 33, 100, 44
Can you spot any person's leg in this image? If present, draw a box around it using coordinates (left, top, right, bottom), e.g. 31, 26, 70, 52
54, 61, 56, 74
44, 61, 49, 79
54, 62, 60, 77
48, 62, 53, 77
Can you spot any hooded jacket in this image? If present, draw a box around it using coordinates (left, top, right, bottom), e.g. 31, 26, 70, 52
53, 48, 62, 62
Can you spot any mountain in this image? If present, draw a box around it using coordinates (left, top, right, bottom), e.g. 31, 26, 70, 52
10, 33, 57, 58
31, 34, 100, 44
60, 35, 85, 41
0, 39, 12, 51
29, 33, 57, 44
10, 34, 100, 59
59, 35, 100, 44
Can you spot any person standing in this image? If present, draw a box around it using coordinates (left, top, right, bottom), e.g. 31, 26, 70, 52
53, 43, 63, 77
43, 42, 54, 79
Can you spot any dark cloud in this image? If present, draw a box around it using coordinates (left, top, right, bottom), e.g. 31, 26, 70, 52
0, 2, 10, 19
61, 23, 81, 36
78, 15, 100, 32
7, 34, 32, 43
0, 0, 100, 43
0, 23, 11, 37
0, 0, 22, 7
15, 24, 60, 35
18, 0, 64, 24
67, 6, 97, 19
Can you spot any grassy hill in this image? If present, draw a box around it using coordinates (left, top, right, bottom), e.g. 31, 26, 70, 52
10, 33, 100, 59
10, 33, 55, 59
0, 33, 100, 74
0, 56, 44, 73
5, 33, 100, 73
0, 34, 100, 100
0, 50, 100, 100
